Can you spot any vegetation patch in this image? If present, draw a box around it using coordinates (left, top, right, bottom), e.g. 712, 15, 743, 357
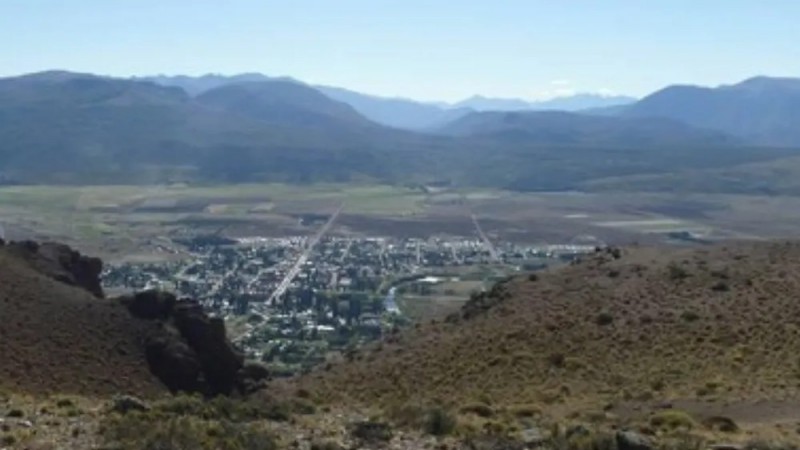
650, 410, 695, 431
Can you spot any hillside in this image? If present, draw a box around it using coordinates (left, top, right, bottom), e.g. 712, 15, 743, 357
197, 81, 375, 129
622, 76, 800, 147
0, 72, 415, 184
0, 241, 164, 396
298, 241, 800, 421
0, 239, 254, 398
436, 110, 737, 147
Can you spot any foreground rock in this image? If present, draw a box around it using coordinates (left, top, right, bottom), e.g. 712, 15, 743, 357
4, 240, 104, 297
122, 290, 245, 395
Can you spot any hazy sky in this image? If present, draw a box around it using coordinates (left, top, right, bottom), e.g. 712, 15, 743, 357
2, 0, 799, 101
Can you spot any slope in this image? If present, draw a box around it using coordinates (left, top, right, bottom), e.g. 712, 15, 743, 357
622, 76, 800, 147
436, 110, 737, 147
0, 242, 165, 397
298, 241, 800, 415
196, 80, 376, 130
0, 72, 409, 184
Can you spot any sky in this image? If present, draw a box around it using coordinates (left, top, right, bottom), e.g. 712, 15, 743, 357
1, 0, 799, 102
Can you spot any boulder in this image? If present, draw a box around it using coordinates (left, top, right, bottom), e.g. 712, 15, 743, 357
616, 430, 653, 450
122, 290, 176, 320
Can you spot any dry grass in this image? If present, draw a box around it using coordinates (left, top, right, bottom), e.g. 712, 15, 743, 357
293, 241, 800, 432
0, 247, 164, 397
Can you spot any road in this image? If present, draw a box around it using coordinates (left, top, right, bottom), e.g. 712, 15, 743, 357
265, 204, 343, 305
470, 213, 501, 262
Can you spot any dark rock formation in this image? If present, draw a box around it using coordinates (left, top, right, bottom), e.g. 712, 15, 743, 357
121, 290, 176, 320
172, 300, 244, 395
6, 241, 104, 297
121, 292, 244, 395
144, 329, 204, 394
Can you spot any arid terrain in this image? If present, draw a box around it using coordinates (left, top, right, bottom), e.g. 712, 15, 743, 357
5, 238, 800, 448
293, 241, 800, 444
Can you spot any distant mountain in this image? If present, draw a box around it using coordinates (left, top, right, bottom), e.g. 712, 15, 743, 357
622, 76, 800, 147
453, 95, 532, 111
137, 73, 280, 96
141, 73, 636, 129
197, 81, 374, 129
315, 85, 472, 130
453, 93, 636, 112
0, 71, 411, 183
0, 70, 794, 193
436, 110, 737, 147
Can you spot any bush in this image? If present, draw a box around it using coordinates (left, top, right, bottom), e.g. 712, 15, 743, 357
154, 394, 291, 422
680, 311, 700, 322
425, 407, 456, 436
509, 404, 541, 418
595, 312, 614, 326
650, 410, 695, 430
460, 402, 495, 418
102, 413, 277, 450
351, 421, 393, 443
711, 281, 730, 292
703, 415, 739, 433
667, 263, 690, 280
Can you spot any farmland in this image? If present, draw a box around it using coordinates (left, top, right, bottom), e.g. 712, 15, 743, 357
2, 182, 799, 263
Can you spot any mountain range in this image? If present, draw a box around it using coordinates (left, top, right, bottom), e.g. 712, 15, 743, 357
620, 76, 800, 147
0, 70, 799, 192
141, 73, 637, 130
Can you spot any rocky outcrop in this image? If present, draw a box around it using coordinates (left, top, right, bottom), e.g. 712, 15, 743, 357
5, 240, 104, 298
123, 290, 245, 395
120, 290, 176, 320
173, 301, 243, 395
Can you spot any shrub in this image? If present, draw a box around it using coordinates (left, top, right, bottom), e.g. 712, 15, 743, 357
650, 410, 695, 430
509, 404, 541, 418
703, 415, 739, 433
460, 402, 495, 418
680, 311, 700, 322
595, 312, 614, 326
711, 281, 730, 292
102, 413, 277, 450
425, 407, 456, 436
55, 397, 75, 408
154, 394, 291, 423
310, 440, 344, 450
1, 435, 16, 447
668, 263, 690, 280
351, 421, 393, 443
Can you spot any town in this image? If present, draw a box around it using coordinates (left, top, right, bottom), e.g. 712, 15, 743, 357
102, 234, 597, 376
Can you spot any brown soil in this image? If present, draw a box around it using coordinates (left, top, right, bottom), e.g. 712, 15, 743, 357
0, 247, 165, 397
297, 241, 800, 421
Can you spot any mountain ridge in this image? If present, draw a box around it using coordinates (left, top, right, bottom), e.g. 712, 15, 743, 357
621, 75, 800, 146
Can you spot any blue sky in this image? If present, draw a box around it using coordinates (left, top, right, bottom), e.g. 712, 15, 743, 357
1, 0, 798, 101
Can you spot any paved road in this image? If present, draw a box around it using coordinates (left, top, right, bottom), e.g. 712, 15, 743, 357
470, 213, 500, 262
265, 204, 343, 304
